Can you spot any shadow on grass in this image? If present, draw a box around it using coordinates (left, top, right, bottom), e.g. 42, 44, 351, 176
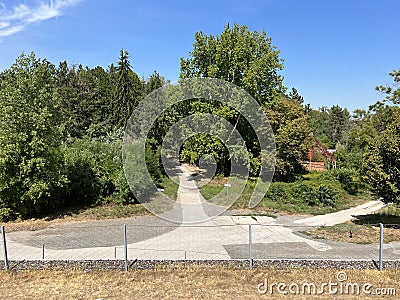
352, 213, 400, 229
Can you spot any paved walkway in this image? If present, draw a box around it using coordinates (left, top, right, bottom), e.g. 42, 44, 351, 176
1, 165, 399, 261
293, 200, 386, 227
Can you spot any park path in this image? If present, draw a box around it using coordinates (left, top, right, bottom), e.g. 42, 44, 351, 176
2, 165, 399, 261
293, 200, 385, 227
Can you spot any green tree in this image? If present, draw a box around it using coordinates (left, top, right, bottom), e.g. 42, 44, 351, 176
264, 97, 312, 181
179, 23, 289, 175
363, 110, 400, 205
327, 105, 350, 146
180, 23, 285, 105
0, 52, 66, 218
376, 68, 400, 104
145, 71, 166, 95
306, 105, 350, 148
288, 87, 304, 104
112, 49, 143, 129
56, 63, 114, 138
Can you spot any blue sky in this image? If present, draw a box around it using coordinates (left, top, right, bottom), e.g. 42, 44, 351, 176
0, 0, 399, 112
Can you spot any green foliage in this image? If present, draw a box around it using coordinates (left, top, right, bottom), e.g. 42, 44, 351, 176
63, 136, 135, 205
145, 71, 166, 94
56, 62, 114, 138
363, 111, 400, 205
179, 23, 293, 178
249, 156, 261, 177
180, 133, 227, 174
112, 49, 144, 129
0, 207, 17, 222
306, 105, 350, 147
180, 23, 284, 105
0, 52, 67, 218
308, 185, 337, 207
321, 168, 359, 195
264, 182, 292, 203
265, 97, 312, 181
376, 68, 400, 104
263, 181, 338, 208
288, 87, 304, 104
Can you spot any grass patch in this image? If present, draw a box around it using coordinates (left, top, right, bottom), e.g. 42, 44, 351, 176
304, 205, 400, 244
0, 267, 398, 299
199, 170, 372, 216
160, 175, 179, 201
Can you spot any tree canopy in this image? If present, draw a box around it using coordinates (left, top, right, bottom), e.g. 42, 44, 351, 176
0, 53, 66, 218
363, 109, 400, 205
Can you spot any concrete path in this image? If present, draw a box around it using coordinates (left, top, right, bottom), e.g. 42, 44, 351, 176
293, 200, 386, 227
1, 165, 399, 261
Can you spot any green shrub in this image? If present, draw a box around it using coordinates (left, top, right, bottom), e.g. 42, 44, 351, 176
313, 185, 338, 207
292, 182, 314, 202
265, 182, 292, 203
62, 137, 127, 206
322, 168, 359, 195
0, 207, 17, 222
289, 182, 338, 207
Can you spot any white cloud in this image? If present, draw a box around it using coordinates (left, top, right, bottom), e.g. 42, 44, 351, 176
0, 21, 9, 29
0, 24, 23, 37
0, 0, 81, 37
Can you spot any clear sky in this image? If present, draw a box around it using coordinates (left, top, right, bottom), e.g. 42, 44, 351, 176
0, 0, 399, 112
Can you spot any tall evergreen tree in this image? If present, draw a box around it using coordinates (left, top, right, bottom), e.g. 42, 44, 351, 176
145, 71, 165, 95
112, 49, 143, 129
288, 87, 304, 104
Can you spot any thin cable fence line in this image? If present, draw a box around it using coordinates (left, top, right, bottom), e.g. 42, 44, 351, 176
18, 222, 398, 229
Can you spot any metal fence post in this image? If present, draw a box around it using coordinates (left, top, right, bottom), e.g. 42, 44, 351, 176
42, 243, 45, 260
249, 224, 253, 271
1, 226, 9, 270
123, 224, 128, 271
379, 223, 384, 271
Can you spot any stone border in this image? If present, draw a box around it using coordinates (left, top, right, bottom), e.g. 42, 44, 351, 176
0, 259, 399, 272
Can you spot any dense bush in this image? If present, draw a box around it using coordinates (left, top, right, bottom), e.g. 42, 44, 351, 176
264, 181, 338, 207
264, 182, 292, 203
0, 207, 17, 222
321, 168, 359, 195
62, 137, 133, 206
309, 185, 337, 207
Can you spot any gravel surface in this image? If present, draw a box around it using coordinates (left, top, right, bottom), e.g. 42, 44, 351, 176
1, 259, 399, 272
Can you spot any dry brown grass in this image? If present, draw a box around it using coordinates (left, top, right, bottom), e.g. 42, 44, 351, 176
305, 222, 400, 244
0, 203, 149, 232
0, 266, 399, 299
305, 205, 400, 244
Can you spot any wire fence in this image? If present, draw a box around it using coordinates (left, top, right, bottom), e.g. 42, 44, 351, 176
1, 221, 398, 271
